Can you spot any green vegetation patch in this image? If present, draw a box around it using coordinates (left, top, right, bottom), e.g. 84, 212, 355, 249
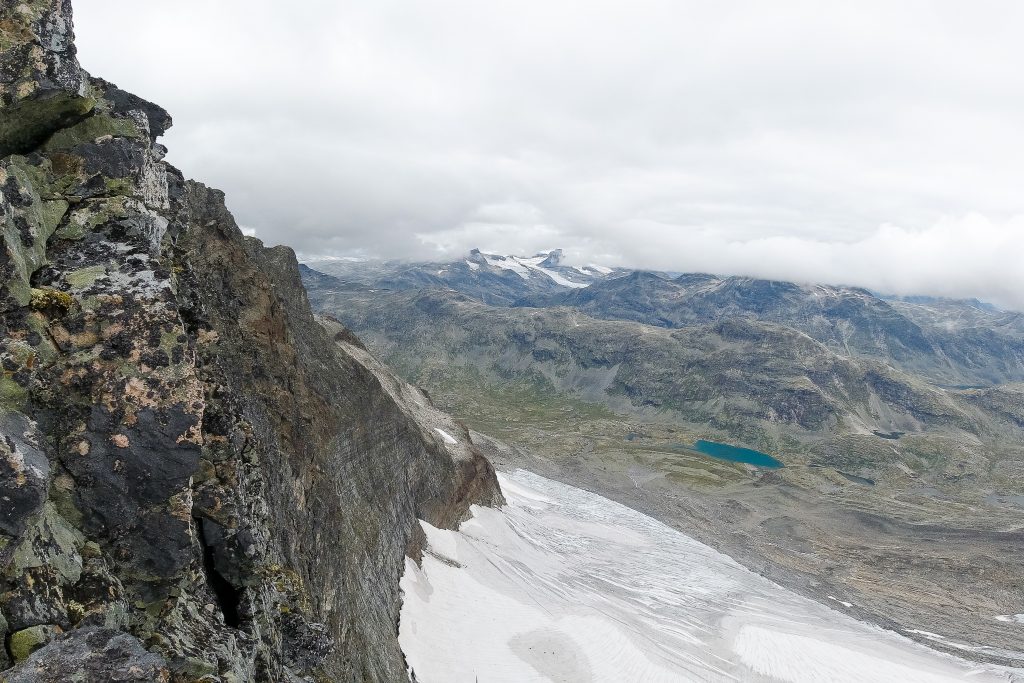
57, 197, 131, 241
0, 374, 28, 411
103, 177, 135, 196
29, 287, 74, 313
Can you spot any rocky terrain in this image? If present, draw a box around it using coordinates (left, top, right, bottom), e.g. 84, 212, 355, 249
527, 271, 1024, 386
3, 0, 1018, 676
315, 249, 1024, 387
0, 2, 501, 681
303, 269, 1024, 667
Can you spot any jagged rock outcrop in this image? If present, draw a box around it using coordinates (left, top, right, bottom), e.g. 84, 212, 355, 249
0, 2, 502, 680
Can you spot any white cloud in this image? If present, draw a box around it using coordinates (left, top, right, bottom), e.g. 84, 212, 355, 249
72, 1, 1024, 308
588, 214, 1024, 310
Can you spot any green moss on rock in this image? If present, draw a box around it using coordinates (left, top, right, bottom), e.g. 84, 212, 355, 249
29, 287, 74, 313
0, 374, 28, 411
40, 197, 69, 231
23, 313, 58, 365
41, 112, 143, 152
57, 197, 129, 241
50, 477, 84, 530
0, 159, 68, 307
8, 625, 52, 662
53, 220, 87, 241
0, 93, 95, 157
179, 657, 219, 678
103, 176, 135, 197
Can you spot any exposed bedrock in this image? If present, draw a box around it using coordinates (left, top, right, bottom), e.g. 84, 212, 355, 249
0, 1, 502, 680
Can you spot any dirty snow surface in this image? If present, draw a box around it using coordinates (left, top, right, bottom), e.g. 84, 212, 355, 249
400, 470, 1022, 683
433, 427, 458, 445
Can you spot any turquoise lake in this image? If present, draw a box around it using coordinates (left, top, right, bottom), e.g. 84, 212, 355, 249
692, 440, 784, 468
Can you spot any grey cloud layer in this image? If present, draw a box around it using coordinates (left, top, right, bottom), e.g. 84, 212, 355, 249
75, 1, 1024, 308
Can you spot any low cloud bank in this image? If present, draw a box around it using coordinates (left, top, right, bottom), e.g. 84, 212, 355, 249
415, 212, 1024, 310
74, 1, 1024, 310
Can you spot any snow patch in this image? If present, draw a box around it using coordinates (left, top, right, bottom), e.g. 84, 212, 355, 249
480, 252, 589, 288
515, 254, 588, 288
909, 629, 949, 640
828, 595, 854, 608
531, 264, 588, 288
733, 625, 975, 683
482, 254, 531, 279
433, 427, 458, 445
465, 260, 479, 271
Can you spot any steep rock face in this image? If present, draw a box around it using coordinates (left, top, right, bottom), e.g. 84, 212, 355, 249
0, 2, 501, 680
0, 0, 91, 157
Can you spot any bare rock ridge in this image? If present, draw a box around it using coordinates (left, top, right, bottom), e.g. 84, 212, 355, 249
0, 1, 502, 680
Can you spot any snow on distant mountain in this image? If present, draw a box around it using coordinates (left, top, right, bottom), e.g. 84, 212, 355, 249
474, 249, 590, 288
302, 248, 621, 305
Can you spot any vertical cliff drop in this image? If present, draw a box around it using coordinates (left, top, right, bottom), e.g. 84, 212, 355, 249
0, 1, 502, 680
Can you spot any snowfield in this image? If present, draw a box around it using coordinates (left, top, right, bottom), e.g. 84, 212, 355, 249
481, 252, 590, 288
400, 470, 1023, 682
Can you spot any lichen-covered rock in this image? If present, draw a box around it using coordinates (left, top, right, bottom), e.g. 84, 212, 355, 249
170, 182, 502, 680
7, 623, 59, 663
3, 627, 169, 682
0, 0, 93, 157
0, 1, 502, 680
0, 413, 48, 558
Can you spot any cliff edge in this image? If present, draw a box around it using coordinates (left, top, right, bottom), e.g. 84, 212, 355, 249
0, 1, 502, 680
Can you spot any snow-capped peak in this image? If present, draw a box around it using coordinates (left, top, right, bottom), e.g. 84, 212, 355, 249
465, 248, 617, 289
469, 249, 591, 288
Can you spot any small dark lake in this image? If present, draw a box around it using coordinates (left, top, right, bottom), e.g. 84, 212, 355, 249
692, 440, 784, 468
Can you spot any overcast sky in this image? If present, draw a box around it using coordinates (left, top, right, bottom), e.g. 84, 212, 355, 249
75, 1, 1024, 308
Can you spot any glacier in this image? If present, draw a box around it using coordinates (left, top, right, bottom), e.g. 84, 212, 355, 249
400, 470, 1023, 682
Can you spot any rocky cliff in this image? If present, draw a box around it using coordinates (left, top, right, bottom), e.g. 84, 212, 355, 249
0, 1, 502, 680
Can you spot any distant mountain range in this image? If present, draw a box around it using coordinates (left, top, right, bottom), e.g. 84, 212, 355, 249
303, 249, 1024, 386
303, 248, 623, 305
299, 247, 1024, 476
